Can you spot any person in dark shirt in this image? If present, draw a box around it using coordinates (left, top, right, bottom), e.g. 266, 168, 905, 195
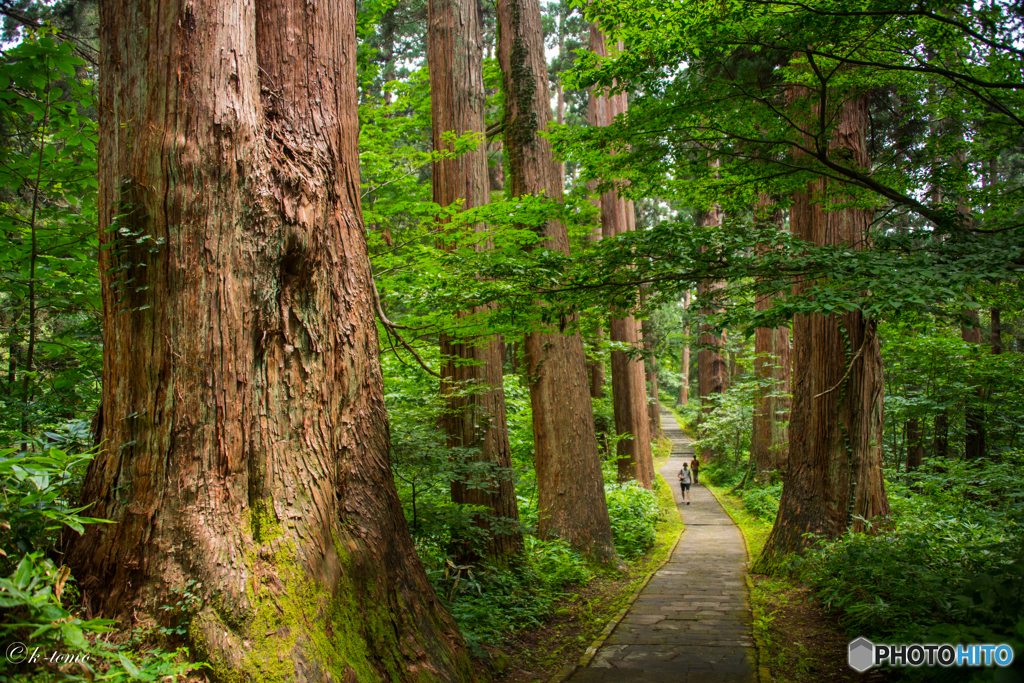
690, 455, 700, 485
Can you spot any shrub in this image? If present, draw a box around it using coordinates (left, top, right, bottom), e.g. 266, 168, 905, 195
420, 536, 596, 650
0, 445, 198, 682
606, 481, 661, 559
796, 456, 1024, 681
742, 483, 782, 523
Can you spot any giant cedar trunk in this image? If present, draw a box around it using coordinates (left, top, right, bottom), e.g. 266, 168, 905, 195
696, 205, 729, 458
588, 24, 652, 487
752, 202, 791, 478
754, 89, 890, 573
643, 316, 663, 442
67, 0, 477, 679
752, 319, 791, 477
429, 0, 522, 559
497, 0, 617, 564
583, 181, 605, 400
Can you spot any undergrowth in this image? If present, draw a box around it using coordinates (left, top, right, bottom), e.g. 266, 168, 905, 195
710, 451, 1024, 682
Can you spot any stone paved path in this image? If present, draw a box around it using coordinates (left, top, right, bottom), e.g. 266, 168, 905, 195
567, 410, 757, 683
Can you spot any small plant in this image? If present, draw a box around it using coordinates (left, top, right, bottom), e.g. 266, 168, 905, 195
157, 578, 204, 639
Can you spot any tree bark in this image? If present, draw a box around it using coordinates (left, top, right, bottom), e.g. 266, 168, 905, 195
962, 309, 986, 460
752, 201, 791, 479
429, 0, 522, 560
588, 24, 652, 487
754, 87, 890, 573
906, 416, 924, 471
991, 308, 1001, 354
696, 205, 729, 459
68, 0, 477, 678
497, 0, 618, 564
643, 315, 663, 442
678, 290, 690, 406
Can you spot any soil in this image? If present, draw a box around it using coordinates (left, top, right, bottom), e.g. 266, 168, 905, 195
752, 575, 897, 683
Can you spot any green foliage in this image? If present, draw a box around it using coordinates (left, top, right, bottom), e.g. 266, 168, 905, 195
739, 484, 782, 524
0, 30, 101, 440
419, 537, 597, 651
0, 444, 198, 682
604, 480, 660, 559
798, 456, 1023, 642
0, 443, 102, 568
880, 310, 1024, 467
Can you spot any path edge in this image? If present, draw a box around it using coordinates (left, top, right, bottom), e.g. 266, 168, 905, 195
704, 483, 769, 683
547, 518, 685, 683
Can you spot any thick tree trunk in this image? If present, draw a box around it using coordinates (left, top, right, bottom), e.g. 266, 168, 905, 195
962, 310, 987, 460
752, 319, 791, 478
68, 0, 477, 679
588, 24, 652, 487
641, 311, 663, 442
696, 206, 728, 460
752, 202, 791, 479
754, 88, 890, 573
584, 183, 605, 399
497, 0, 617, 564
678, 290, 690, 406
429, 0, 521, 560
589, 330, 606, 398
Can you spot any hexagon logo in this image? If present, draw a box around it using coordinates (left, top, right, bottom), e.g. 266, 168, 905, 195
848, 637, 875, 672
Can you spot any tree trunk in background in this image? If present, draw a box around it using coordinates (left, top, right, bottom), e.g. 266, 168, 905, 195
906, 416, 924, 471
934, 412, 949, 458
68, 0, 476, 678
488, 139, 505, 192
429, 0, 521, 560
991, 308, 1001, 354
754, 88, 890, 573
696, 205, 729, 459
752, 324, 791, 478
498, 0, 618, 564
379, 4, 397, 104
752, 201, 791, 479
584, 179, 605, 399
643, 315, 663, 442
589, 24, 653, 488
678, 290, 690, 406
963, 309, 987, 460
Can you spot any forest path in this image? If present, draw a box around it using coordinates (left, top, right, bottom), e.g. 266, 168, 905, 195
567, 409, 757, 682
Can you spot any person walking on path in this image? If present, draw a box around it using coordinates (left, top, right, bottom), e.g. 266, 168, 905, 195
678, 463, 692, 505
690, 455, 700, 485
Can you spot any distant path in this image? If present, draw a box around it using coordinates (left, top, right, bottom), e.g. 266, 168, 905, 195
568, 409, 757, 682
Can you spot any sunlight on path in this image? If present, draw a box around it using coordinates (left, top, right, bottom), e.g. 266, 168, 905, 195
568, 409, 757, 682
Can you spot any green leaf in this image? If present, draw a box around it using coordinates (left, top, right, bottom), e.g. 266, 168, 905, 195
119, 652, 142, 678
